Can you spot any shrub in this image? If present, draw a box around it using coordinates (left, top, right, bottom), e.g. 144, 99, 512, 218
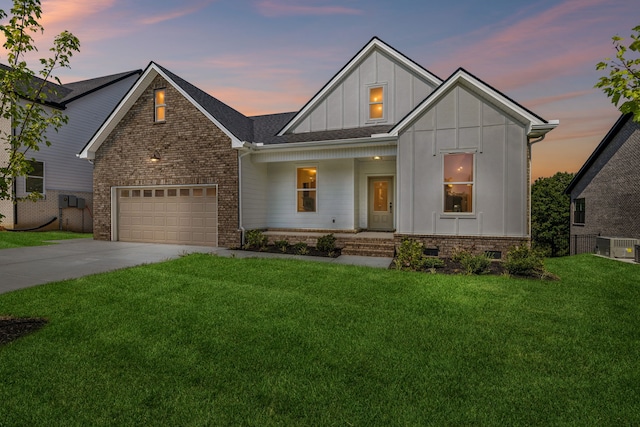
245, 229, 267, 250
274, 239, 290, 253
460, 253, 492, 275
450, 247, 471, 263
423, 257, 445, 269
394, 238, 427, 271
293, 242, 309, 255
504, 245, 545, 277
316, 234, 336, 253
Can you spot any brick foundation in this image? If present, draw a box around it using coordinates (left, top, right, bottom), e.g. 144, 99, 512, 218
394, 234, 529, 259
6, 190, 93, 232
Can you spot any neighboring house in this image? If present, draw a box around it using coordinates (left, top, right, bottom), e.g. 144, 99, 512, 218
0, 68, 142, 232
565, 113, 640, 254
79, 37, 557, 256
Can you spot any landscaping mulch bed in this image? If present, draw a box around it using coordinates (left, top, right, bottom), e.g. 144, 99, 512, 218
242, 245, 341, 258
0, 317, 48, 346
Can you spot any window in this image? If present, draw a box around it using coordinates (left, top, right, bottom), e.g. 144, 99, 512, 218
443, 153, 473, 213
297, 167, 317, 212
155, 89, 166, 122
26, 160, 44, 193
368, 86, 384, 120
574, 198, 585, 224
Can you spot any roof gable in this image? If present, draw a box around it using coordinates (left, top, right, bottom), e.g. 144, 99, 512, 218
390, 68, 557, 138
79, 62, 252, 159
277, 37, 442, 136
565, 113, 634, 194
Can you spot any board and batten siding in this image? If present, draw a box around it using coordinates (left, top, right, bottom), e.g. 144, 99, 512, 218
291, 49, 436, 133
397, 85, 528, 237
266, 159, 355, 230
357, 159, 395, 228
240, 154, 268, 229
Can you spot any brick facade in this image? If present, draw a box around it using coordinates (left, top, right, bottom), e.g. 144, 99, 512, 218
568, 117, 640, 244
11, 190, 93, 232
92, 75, 240, 247
394, 234, 529, 259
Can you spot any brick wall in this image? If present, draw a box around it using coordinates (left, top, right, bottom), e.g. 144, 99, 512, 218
93, 75, 240, 247
569, 119, 640, 241
11, 190, 93, 232
394, 234, 529, 259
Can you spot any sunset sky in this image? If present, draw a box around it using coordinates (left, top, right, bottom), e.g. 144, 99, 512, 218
3, 0, 637, 180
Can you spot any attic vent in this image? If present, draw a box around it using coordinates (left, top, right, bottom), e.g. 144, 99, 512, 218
595, 237, 639, 259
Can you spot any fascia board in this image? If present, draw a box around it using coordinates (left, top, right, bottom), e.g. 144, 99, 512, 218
250, 135, 397, 153
390, 70, 547, 137
277, 38, 442, 136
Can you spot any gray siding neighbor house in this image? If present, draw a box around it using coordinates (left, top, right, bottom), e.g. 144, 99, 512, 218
0, 69, 141, 232
80, 37, 558, 257
565, 113, 640, 255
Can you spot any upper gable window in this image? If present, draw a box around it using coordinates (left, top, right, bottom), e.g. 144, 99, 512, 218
368, 85, 385, 121
155, 89, 166, 122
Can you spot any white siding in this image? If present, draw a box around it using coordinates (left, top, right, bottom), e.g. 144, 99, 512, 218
291, 49, 436, 133
396, 85, 529, 237
266, 159, 355, 230
241, 154, 268, 229
357, 159, 395, 228
16, 75, 139, 196
0, 115, 14, 225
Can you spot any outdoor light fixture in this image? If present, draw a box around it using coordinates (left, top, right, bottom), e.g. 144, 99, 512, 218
373, 156, 381, 160
150, 151, 161, 162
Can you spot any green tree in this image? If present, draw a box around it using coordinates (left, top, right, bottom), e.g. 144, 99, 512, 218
531, 172, 574, 257
596, 24, 640, 122
0, 0, 80, 221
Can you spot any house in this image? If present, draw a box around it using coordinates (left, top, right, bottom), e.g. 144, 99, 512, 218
0, 68, 142, 232
565, 113, 640, 255
79, 37, 557, 257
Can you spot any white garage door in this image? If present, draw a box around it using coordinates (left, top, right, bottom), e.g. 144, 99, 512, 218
117, 186, 218, 246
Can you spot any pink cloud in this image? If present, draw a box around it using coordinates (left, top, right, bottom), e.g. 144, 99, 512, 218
525, 90, 594, 109
139, 1, 217, 25
40, 0, 116, 26
255, 0, 363, 17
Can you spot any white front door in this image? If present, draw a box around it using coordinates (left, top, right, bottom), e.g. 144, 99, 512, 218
368, 177, 394, 231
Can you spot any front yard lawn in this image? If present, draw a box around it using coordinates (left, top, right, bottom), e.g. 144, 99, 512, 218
0, 230, 92, 249
0, 254, 638, 425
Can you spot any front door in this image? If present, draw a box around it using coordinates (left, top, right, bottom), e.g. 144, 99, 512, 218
368, 177, 394, 230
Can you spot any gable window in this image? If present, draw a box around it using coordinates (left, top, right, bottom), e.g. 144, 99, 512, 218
26, 160, 44, 193
443, 153, 473, 213
155, 89, 166, 122
368, 86, 384, 121
574, 198, 585, 224
297, 167, 317, 212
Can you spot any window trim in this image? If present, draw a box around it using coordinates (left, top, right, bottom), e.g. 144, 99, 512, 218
296, 165, 318, 213
25, 160, 45, 195
366, 83, 387, 123
573, 198, 585, 225
441, 152, 475, 215
154, 88, 166, 122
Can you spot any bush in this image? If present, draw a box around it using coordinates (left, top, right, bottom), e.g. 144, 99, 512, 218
460, 253, 492, 275
293, 242, 309, 255
274, 239, 290, 253
394, 238, 428, 271
504, 245, 545, 277
316, 234, 336, 253
423, 257, 445, 269
245, 229, 267, 250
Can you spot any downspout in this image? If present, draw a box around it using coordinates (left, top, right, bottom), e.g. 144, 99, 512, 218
237, 145, 253, 248
526, 134, 546, 243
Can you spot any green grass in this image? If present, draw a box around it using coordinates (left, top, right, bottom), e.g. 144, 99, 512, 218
0, 254, 638, 425
0, 230, 92, 249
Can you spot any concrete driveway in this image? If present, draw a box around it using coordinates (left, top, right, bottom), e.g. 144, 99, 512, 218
0, 239, 216, 294
0, 238, 393, 295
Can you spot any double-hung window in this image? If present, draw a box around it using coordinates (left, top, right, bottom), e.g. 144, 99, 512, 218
443, 153, 474, 213
574, 198, 585, 224
155, 89, 166, 122
26, 160, 44, 193
297, 167, 317, 212
368, 85, 385, 121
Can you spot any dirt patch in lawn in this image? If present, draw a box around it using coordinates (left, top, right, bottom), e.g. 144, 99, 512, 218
0, 317, 48, 346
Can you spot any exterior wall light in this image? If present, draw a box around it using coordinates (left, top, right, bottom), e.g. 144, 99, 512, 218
150, 151, 161, 162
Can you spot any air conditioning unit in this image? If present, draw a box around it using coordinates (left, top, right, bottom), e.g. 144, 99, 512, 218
595, 237, 638, 259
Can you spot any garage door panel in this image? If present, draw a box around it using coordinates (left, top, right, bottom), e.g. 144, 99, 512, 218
118, 186, 217, 246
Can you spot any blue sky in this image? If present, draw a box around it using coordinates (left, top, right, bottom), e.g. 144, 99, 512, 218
6, 0, 638, 179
